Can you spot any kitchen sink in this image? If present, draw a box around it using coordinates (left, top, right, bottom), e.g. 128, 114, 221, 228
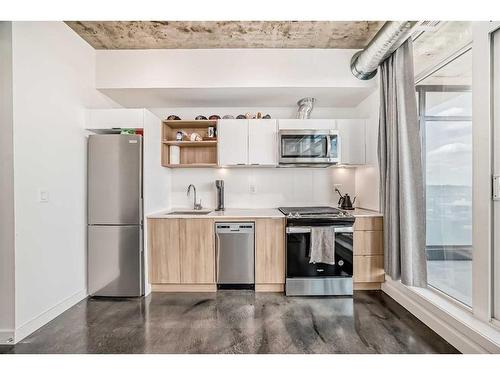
166, 210, 212, 215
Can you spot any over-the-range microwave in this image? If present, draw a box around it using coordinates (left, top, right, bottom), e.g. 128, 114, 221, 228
278, 129, 341, 167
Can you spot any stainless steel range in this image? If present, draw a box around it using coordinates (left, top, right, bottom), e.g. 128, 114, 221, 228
278, 206, 355, 296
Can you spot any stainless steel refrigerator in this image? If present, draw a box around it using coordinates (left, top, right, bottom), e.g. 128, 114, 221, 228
87, 134, 144, 297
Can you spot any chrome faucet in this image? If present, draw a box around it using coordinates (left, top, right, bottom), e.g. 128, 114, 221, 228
187, 184, 202, 210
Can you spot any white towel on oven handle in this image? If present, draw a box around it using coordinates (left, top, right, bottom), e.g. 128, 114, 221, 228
309, 226, 335, 265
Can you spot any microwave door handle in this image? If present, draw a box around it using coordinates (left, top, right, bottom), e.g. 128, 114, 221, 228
326, 135, 332, 158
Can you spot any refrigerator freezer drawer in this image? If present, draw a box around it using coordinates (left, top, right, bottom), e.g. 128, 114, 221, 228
88, 135, 142, 225
88, 225, 143, 297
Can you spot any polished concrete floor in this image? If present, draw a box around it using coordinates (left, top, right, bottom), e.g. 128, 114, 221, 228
0, 291, 458, 354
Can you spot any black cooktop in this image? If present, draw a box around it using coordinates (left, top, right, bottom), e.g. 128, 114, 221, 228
279, 206, 342, 215
279, 206, 354, 223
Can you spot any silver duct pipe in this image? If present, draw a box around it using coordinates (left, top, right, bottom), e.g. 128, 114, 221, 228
296, 97, 315, 119
351, 21, 419, 80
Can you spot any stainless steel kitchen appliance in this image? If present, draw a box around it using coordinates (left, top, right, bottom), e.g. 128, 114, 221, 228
216, 222, 255, 289
87, 134, 144, 297
278, 129, 340, 166
279, 206, 354, 296
215, 180, 225, 211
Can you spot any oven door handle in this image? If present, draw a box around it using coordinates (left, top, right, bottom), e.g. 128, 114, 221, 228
286, 226, 353, 234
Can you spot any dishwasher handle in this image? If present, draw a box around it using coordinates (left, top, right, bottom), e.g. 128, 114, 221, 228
216, 222, 255, 234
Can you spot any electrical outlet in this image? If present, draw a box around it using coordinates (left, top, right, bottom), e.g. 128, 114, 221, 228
38, 189, 49, 203
249, 184, 257, 194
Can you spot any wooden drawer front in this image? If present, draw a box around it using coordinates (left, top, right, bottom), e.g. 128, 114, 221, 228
148, 219, 181, 284
353, 231, 383, 256
353, 255, 385, 283
353, 217, 383, 231
180, 219, 215, 284
255, 218, 285, 284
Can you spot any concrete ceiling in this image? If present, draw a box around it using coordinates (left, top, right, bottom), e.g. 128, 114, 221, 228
418, 49, 472, 86
65, 21, 385, 49
413, 21, 472, 80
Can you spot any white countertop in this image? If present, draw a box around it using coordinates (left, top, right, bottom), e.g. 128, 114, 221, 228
350, 208, 383, 217
147, 207, 382, 219
147, 208, 284, 219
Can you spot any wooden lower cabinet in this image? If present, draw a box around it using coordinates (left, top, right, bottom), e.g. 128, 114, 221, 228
353, 217, 384, 289
180, 219, 215, 284
255, 218, 285, 291
148, 218, 181, 283
148, 218, 215, 289
353, 255, 384, 283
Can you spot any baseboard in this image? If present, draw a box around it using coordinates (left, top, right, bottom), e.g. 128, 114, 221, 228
354, 282, 381, 290
255, 283, 284, 292
0, 330, 15, 345
382, 279, 500, 353
151, 284, 217, 292
14, 289, 87, 344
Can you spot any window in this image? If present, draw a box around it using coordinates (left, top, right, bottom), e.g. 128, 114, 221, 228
417, 50, 473, 306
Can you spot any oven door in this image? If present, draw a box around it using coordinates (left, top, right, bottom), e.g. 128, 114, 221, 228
286, 226, 353, 278
279, 130, 339, 164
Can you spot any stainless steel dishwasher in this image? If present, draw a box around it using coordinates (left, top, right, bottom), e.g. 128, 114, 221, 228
215, 222, 255, 289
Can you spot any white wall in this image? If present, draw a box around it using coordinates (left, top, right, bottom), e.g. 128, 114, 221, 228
96, 49, 374, 90
142, 109, 171, 295
0, 21, 15, 343
148, 106, 365, 120
170, 167, 356, 210
11, 21, 118, 341
354, 88, 380, 211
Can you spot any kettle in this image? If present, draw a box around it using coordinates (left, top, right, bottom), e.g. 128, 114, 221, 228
335, 188, 356, 210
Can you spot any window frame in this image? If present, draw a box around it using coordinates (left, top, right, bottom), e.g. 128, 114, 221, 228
415, 47, 475, 312
417, 83, 473, 308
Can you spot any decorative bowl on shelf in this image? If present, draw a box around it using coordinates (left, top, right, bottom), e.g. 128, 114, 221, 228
167, 115, 181, 120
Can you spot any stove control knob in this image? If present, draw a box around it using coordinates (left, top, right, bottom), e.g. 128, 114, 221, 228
338, 260, 344, 266
287, 213, 294, 218
294, 212, 300, 218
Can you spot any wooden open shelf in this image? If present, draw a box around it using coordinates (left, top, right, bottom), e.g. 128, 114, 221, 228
163, 120, 217, 129
161, 120, 218, 168
162, 140, 217, 147
163, 163, 218, 168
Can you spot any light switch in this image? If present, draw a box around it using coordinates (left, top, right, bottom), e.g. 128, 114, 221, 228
249, 184, 256, 194
39, 189, 49, 203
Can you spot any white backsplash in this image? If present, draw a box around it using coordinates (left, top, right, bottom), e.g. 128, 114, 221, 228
170, 167, 356, 209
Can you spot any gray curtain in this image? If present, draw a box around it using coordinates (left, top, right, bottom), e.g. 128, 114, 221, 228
378, 39, 427, 287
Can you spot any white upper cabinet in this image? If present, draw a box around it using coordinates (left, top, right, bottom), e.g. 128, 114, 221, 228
248, 119, 278, 166
218, 118, 366, 167
278, 119, 336, 130
218, 119, 249, 166
336, 119, 366, 165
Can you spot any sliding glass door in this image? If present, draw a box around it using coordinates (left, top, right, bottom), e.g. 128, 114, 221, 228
417, 50, 473, 306
493, 30, 500, 321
